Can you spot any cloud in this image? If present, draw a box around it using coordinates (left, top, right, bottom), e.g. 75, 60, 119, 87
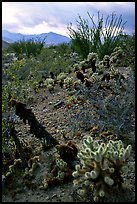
2, 2, 135, 36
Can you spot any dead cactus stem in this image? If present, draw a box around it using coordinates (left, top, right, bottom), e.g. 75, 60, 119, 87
10, 99, 59, 148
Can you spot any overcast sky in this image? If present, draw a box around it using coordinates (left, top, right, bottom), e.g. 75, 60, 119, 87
2, 2, 135, 37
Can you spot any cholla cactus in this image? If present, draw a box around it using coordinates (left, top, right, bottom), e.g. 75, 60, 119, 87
40, 157, 71, 190
91, 73, 99, 82
47, 83, 54, 93
56, 158, 67, 170
86, 52, 98, 73
96, 61, 104, 74
55, 158, 69, 180
57, 72, 67, 81
56, 72, 67, 88
73, 63, 80, 71
27, 155, 41, 175
103, 55, 110, 68
110, 66, 118, 75
79, 60, 86, 67
87, 52, 98, 62
110, 47, 123, 66
64, 77, 74, 89
73, 53, 98, 73
44, 78, 54, 86
44, 78, 55, 92
72, 136, 134, 202
6, 159, 22, 177
73, 79, 82, 91
65, 95, 78, 108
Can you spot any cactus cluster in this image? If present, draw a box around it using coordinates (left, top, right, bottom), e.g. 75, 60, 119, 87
5, 159, 22, 178
73, 48, 125, 79
56, 72, 67, 88
72, 136, 134, 202
103, 55, 110, 68
96, 61, 104, 75
64, 76, 74, 89
65, 95, 77, 108
87, 52, 98, 63
44, 77, 55, 92
57, 72, 67, 81
73, 79, 81, 90
73, 52, 98, 73
20, 155, 41, 190
84, 52, 98, 73
23, 155, 41, 178
55, 158, 68, 180
28, 156, 41, 173
73, 63, 81, 71
40, 157, 72, 190
65, 94, 87, 109
110, 46, 123, 66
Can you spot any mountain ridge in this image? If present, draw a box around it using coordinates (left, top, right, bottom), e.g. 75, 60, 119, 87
2, 30, 71, 46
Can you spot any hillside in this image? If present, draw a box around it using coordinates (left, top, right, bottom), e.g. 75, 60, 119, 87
2, 59, 135, 202
2, 29, 135, 201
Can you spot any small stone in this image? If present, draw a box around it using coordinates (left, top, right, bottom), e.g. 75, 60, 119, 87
43, 108, 49, 112
51, 194, 57, 198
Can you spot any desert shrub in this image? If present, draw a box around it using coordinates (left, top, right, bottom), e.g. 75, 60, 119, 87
2, 60, 29, 160
117, 33, 135, 72
69, 68, 135, 136
2, 56, 41, 147
8, 37, 46, 59
52, 42, 72, 57
67, 11, 126, 60
36, 46, 72, 76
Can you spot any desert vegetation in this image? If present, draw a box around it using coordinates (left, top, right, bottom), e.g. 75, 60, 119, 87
2, 11, 135, 202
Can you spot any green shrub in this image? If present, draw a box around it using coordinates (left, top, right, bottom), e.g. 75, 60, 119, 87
8, 37, 46, 59
117, 33, 135, 72
36, 46, 72, 76
2, 59, 30, 159
52, 43, 72, 57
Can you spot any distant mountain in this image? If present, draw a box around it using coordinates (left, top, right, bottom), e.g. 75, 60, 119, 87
2, 30, 70, 46
2, 40, 10, 48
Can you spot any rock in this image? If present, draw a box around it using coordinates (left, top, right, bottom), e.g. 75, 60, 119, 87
53, 101, 65, 109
